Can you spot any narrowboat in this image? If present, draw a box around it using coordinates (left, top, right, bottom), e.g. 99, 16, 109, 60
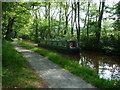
38, 40, 80, 54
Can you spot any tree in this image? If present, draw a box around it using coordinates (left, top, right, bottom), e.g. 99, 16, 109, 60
64, 2, 69, 35
71, 2, 74, 36
77, 1, 80, 44
2, 2, 31, 40
5, 17, 16, 40
48, 2, 51, 39
114, 1, 120, 32
58, 2, 62, 36
86, 2, 90, 38
95, 0, 105, 47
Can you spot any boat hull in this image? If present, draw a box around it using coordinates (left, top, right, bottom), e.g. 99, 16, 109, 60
38, 44, 80, 54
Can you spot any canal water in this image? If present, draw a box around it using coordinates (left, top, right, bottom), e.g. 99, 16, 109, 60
59, 51, 120, 81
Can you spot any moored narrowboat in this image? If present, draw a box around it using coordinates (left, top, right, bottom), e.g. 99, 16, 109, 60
38, 40, 80, 54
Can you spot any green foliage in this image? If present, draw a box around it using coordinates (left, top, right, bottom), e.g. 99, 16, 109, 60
2, 1, 120, 54
113, 1, 120, 37
2, 40, 45, 88
2, 2, 31, 39
80, 34, 120, 55
19, 41, 120, 89
80, 36, 99, 50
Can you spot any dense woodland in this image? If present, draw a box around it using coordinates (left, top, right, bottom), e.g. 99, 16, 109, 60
2, 1, 120, 54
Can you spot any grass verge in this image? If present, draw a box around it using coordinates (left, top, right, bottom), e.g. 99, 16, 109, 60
18, 41, 120, 89
2, 40, 46, 88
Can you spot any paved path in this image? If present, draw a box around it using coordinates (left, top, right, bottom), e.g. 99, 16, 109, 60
12, 41, 96, 88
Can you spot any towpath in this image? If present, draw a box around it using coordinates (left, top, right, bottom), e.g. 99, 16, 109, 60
12, 41, 96, 88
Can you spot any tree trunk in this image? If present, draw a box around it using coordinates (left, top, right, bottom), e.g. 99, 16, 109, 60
83, 13, 87, 28
45, 4, 48, 39
86, 2, 90, 38
14, 31, 17, 38
71, 3, 74, 36
58, 2, 62, 36
64, 2, 68, 35
96, 0, 105, 47
5, 17, 15, 40
48, 2, 51, 39
77, 1, 80, 46
35, 11, 38, 43
45, 4, 48, 19
74, 1, 77, 35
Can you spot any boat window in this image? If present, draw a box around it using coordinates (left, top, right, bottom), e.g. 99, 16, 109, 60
53, 42, 56, 45
62, 42, 67, 47
49, 41, 50, 44
50, 41, 53, 45
58, 42, 62, 46
41, 41, 44, 44
43, 41, 45, 44
56, 42, 58, 46
47, 41, 50, 45
46, 41, 47, 44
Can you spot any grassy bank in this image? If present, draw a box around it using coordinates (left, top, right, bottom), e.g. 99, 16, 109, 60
2, 40, 46, 88
18, 41, 120, 89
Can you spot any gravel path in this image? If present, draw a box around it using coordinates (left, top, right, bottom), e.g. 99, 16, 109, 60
12, 41, 96, 88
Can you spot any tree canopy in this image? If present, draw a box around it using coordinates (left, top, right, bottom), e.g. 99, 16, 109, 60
2, 1, 120, 51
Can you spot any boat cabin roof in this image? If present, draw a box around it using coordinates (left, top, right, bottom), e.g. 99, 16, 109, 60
40, 40, 76, 43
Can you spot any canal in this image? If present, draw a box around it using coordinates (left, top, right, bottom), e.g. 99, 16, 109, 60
59, 51, 120, 81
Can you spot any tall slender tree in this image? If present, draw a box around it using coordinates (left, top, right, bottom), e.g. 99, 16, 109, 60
71, 2, 74, 36
35, 11, 38, 43
58, 2, 62, 36
86, 2, 90, 38
48, 2, 51, 39
77, 0, 80, 45
96, 0, 105, 47
64, 2, 68, 35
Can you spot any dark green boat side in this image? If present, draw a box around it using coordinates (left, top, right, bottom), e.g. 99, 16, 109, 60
38, 40, 80, 54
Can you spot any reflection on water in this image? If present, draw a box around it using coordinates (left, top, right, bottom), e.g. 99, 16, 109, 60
59, 51, 120, 81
